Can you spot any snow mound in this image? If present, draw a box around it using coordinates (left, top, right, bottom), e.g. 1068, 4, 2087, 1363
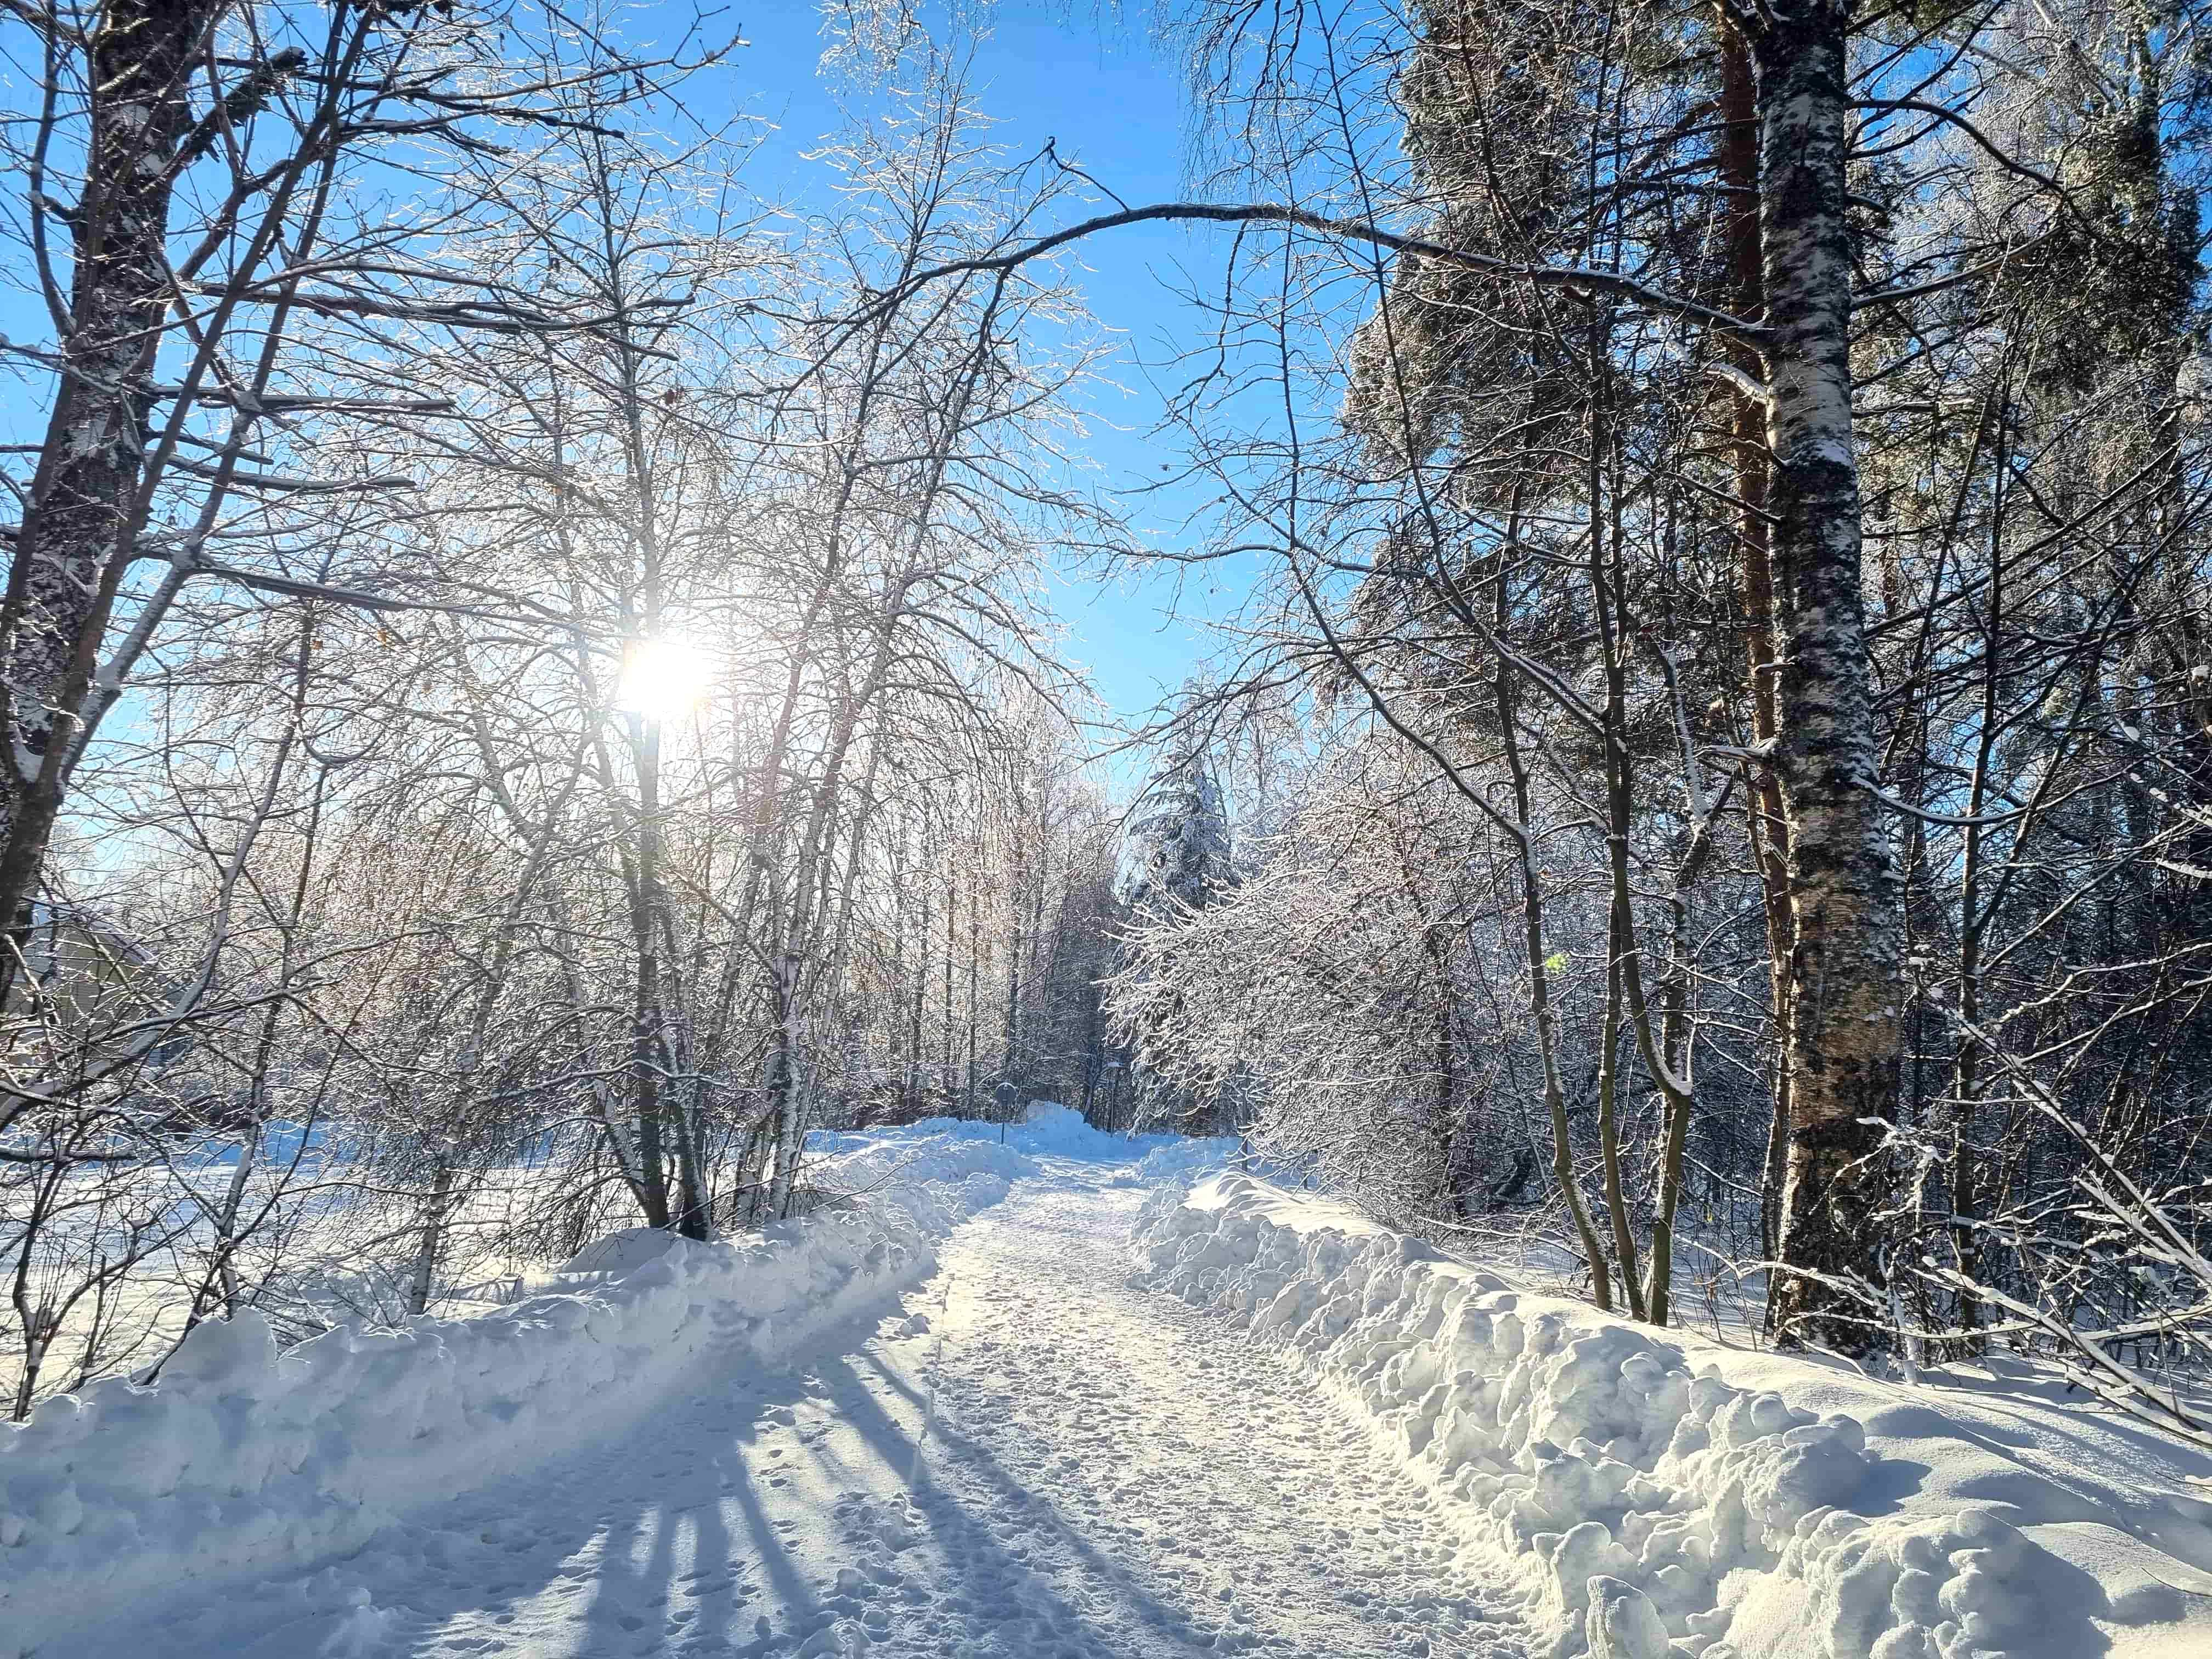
1134, 1174, 2212, 1659
1014, 1100, 1158, 1159
0, 1160, 1012, 1658
1116, 1135, 1239, 1190
808, 1126, 1042, 1197
552, 1224, 682, 1275
809, 1106, 1222, 1171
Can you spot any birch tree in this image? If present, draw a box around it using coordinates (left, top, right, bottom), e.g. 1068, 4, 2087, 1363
855, 0, 2212, 1349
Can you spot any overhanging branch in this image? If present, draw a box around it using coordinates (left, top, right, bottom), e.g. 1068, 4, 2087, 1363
854, 202, 1769, 349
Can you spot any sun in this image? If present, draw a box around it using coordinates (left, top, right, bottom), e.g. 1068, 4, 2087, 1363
615, 635, 713, 721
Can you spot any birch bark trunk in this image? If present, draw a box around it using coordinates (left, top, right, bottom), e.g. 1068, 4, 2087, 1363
408, 1160, 456, 1317
1753, 5, 1903, 1351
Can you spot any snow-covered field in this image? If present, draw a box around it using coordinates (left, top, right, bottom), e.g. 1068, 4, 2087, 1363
4, 1110, 2209, 1659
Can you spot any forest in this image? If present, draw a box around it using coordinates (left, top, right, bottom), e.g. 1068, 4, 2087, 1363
4, 0, 2210, 1472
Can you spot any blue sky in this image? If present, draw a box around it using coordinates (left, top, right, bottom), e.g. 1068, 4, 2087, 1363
714, 4, 1246, 733
0, 4, 1256, 742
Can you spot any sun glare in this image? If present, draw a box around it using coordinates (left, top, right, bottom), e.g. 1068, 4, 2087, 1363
616, 636, 713, 721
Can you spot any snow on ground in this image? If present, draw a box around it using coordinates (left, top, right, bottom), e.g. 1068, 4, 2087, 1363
8, 1113, 2212, 1659
1136, 1173, 2212, 1659
0, 1134, 1021, 1658
6, 1114, 1528, 1659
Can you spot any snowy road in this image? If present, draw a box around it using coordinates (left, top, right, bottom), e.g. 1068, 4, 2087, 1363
106, 1169, 1526, 1659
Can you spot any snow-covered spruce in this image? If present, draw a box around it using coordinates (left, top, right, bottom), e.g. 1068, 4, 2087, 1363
0, 1144, 1023, 1659
1133, 1175, 2212, 1659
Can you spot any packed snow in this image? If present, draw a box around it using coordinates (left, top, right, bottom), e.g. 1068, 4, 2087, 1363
0, 1134, 1020, 1657
3, 1111, 2209, 1659
1135, 1174, 2212, 1659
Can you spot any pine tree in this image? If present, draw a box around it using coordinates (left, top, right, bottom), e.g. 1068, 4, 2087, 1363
1113, 752, 1234, 915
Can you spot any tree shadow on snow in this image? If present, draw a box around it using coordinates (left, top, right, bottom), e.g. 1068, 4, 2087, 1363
67, 1299, 1274, 1659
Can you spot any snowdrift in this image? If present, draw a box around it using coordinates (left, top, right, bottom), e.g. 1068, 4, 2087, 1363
810, 1101, 1235, 1189
812, 1099, 1200, 1167
0, 1145, 1017, 1658
1134, 1174, 2212, 1659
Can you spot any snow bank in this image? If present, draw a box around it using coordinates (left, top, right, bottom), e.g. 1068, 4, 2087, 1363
808, 1123, 1043, 1194
1135, 1174, 2212, 1659
1114, 1135, 1239, 1189
810, 1101, 1227, 1172
0, 1143, 1018, 1658
552, 1223, 683, 1275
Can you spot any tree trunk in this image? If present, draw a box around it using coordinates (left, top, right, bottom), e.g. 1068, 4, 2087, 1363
911, 877, 929, 1114
966, 896, 979, 1116
1006, 830, 1024, 1092
1644, 793, 1714, 1328
408, 1160, 456, 1316
1496, 511, 1614, 1311
669, 1069, 712, 1240
1717, 15, 1799, 1284
629, 716, 672, 1229
1754, 5, 1902, 1352
765, 949, 806, 1219
0, 1, 219, 951
943, 862, 957, 1105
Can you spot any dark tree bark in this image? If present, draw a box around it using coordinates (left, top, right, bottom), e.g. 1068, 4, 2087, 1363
1752, 3, 1903, 1352
0, 0, 223, 956
1716, 14, 1799, 1282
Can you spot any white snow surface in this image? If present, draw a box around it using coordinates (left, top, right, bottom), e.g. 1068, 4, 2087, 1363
0, 1136, 1021, 1658
8, 1121, 2211, 1659
1134, 1173, 2212, 1659
2, 1120, 1534, 1659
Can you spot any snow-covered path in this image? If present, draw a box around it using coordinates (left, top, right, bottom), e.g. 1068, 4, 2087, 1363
104, 1169, 1525, 1659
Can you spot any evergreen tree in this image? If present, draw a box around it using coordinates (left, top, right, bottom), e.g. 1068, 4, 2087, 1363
1113, 752, 1235, 915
